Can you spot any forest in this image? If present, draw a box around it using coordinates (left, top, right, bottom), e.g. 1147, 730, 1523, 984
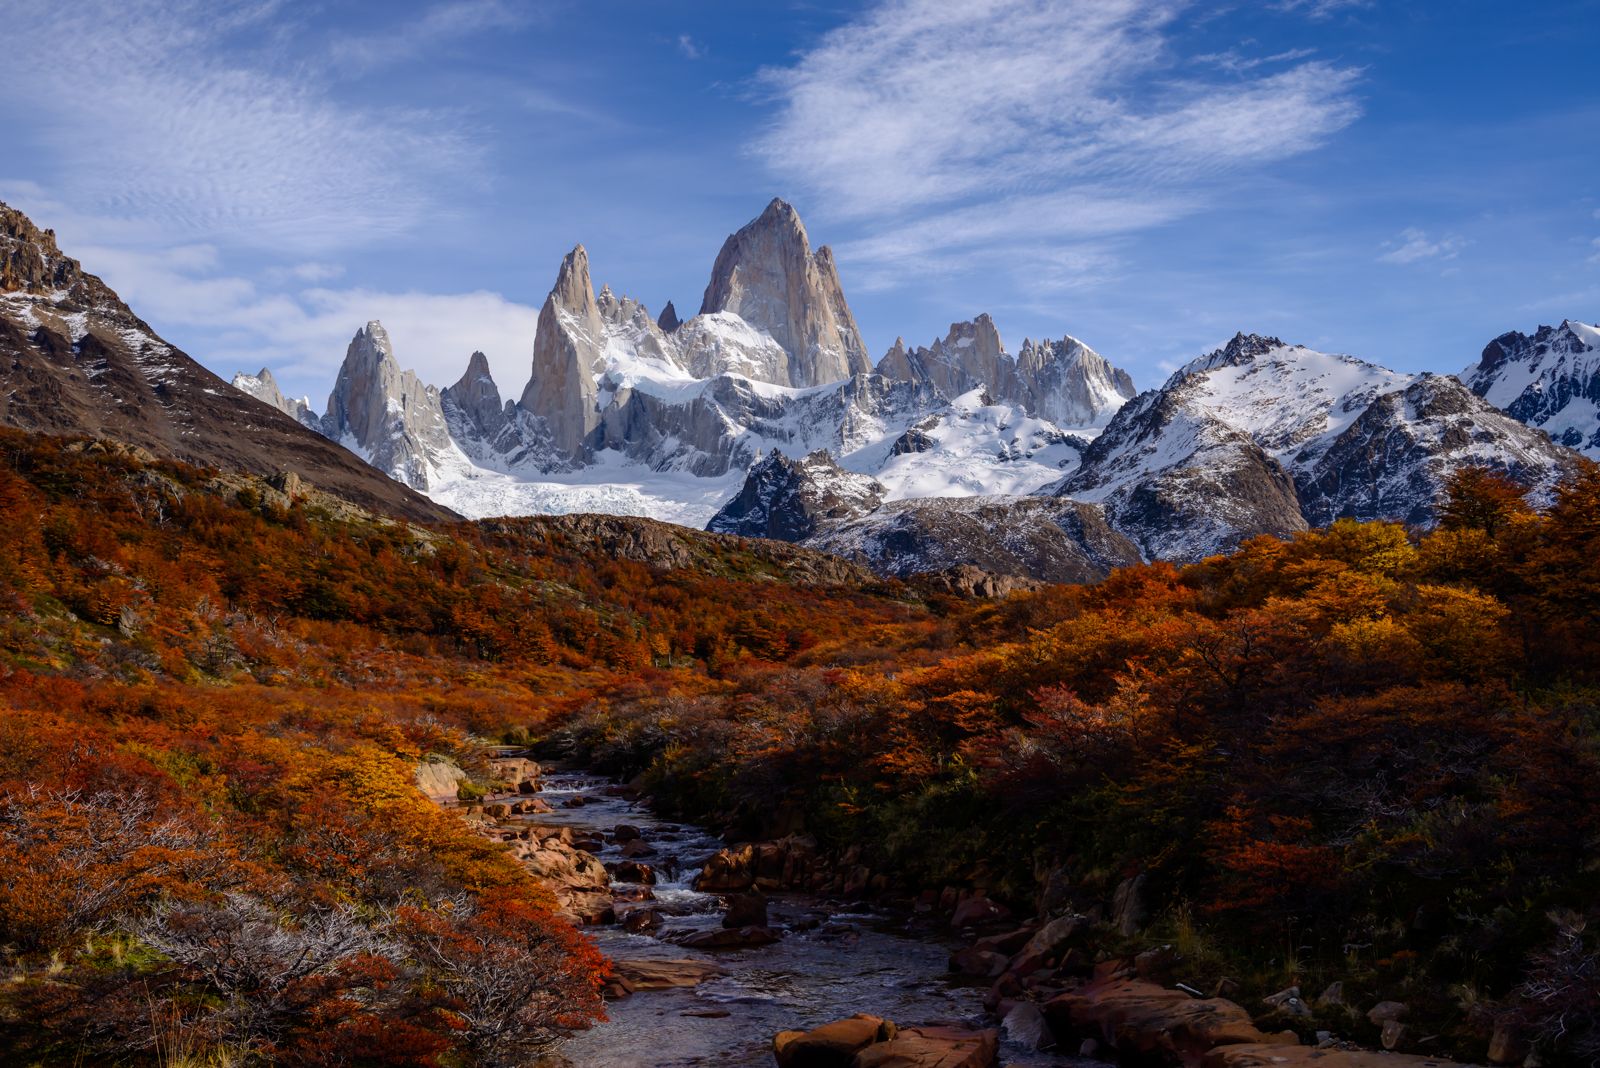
0, 428, 1596, 1065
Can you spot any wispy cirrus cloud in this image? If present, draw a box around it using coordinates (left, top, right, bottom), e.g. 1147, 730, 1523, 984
757, 0, 1362, 288
326, 0, 534, 72
1272, 0, 1374, 19
0, 0, 486, 255
1379, 227, 1467, 265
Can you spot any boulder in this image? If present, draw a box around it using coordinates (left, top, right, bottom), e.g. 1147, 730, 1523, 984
413, 759, 469, 802
610, 957, 724, 992
949, 947, 1009, 979
723, 891, 769, 929
773, 1014, 892, 1068
675, 925, 781, 950
611, 824, 643, 843
609, 860, 656, 884
950, 895, 1010, 930
621, 838, 658, 858
1111, 873, 1147, 936
1008, 914, 1085, 974
620, 907, 664, 934
1263, 985, 1312, 1017
1045, 979, 1297, 1065
1001, 1002, 1053, 1051
695, 844, 756, 893
1203, 1044, 1486, 1068
852, 1025, 999, 1068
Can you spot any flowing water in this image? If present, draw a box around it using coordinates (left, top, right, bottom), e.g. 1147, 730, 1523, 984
529, 770, 1083, 1067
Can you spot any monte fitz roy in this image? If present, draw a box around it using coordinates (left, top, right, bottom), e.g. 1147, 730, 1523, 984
220, 197, 1591, 579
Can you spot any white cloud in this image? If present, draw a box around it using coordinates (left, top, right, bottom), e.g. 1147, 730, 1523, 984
1588, 236, 1600, 266
327, 0, 532, 71
1195, 46, 1318, 74
0, 0, 484, 255
1378, 227, 1467, 265
68, 242, 537, 406
1272, 0, 1374, 18
677, 34, 705, 60
758, 0, 1361, 287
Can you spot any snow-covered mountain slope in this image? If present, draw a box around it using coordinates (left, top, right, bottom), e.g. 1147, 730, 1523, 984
231, 368, 319, 429
1061, 333, 1580, 560
1462, 320, 1600, 457
706, 448, 1139, 585
707, 450, 886, 541
234, 199, 1132, 533
877, 314, 1134, 428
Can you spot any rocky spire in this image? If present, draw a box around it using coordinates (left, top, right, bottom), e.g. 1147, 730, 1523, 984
442, 351, 503, 433
698, 198, 871, 387
878, 315, 1013, 400
520, 245, 605, 457
657, 300, 681, 334
0, 201, 83, 294
1017, 334, 1137, 427
231, 366, 319, 429
322, 321, 458, 490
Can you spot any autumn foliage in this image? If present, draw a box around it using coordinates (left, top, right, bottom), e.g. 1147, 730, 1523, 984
1, 430, 1598, 1063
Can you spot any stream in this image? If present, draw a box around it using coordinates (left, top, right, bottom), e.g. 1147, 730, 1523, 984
527, 770, 1086, 1067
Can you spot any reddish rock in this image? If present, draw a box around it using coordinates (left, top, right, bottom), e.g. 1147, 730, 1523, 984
950, 895, 1010, 930
621, 838, 658, 858
609, 860, 656, 884
773, 1014, 892, 1068
1044, 979, 1297, 1066
694, 844, 756, 892
1203, 1044, 1485, 1068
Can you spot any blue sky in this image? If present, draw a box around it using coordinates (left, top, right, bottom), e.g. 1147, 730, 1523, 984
1, 0, 1596, 403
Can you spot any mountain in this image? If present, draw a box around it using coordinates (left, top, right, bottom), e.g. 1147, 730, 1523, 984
234, 200, 1138, 540
707, 447, 1139, 586
876, 314, 1134, 427
231, 368, 319, 429
0, 201, 455, 524
520, 245, 607, 457
698, 197, 871, 387
1061, 333, 1579, 559
1462, 320, 1600, 457
707, 450, 887, 542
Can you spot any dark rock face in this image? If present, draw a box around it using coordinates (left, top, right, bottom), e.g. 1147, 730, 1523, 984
0, 201, 455, 525
1462, 320, 1600, 456
1061, 387, 1309, 561
707, 450, 1140, 589
810, 495, 1142, 586
1297, 374, 1580, 527
707, 450, 886, 542
657, 300, 681, 334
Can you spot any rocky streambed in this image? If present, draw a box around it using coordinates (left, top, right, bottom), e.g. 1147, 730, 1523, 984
438, 759, 1485, 1068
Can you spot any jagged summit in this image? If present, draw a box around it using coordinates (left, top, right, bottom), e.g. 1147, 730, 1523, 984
1171, 332, 1292, 382
699, 197, 870, 387
323, 321, 463, 491
232, 367, 319, 429
878, 316, 1133, 427
521, 245, 606, 455
1, 203, 85, 295
657, 300, 681, 334
1463, 319, 1600, 456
